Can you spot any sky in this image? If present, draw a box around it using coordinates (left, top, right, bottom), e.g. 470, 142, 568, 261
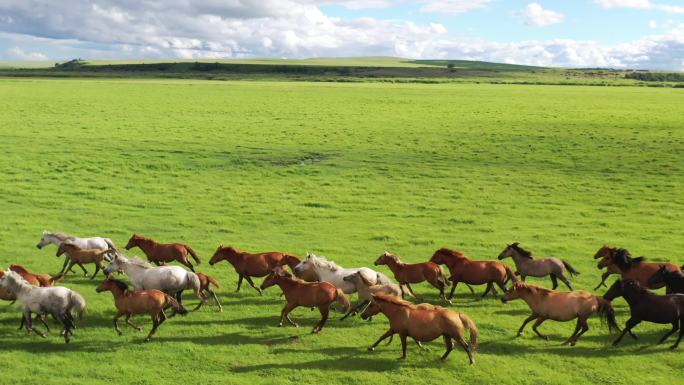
0, 0, 683, 70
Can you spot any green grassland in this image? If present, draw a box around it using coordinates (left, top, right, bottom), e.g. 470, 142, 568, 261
0, 78, 683, 385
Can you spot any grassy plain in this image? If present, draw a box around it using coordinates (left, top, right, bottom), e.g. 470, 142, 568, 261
0, 78, 683, 385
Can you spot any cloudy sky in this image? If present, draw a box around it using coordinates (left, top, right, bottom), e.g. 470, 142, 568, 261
1, 0, 683, 69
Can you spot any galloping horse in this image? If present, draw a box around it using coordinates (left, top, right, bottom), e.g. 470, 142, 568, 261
341, 271, 403, 320
57, 243, 114, 279
430, 248, 514, 299
126, 234, 201, 272
293, 254, 392, 294
36, 231, 117, 275
374, 252, 450, 303
648, 266, 684, 294
360, 293, 478, 364
498, 243, 578, 290
260, 266, 350, 333
596, 247, 680, 290
502, 281, 619, 346
208, 245, 302, 294
192, 272, 223, 312
605, 279, 684, 349
593, 245, 622, 289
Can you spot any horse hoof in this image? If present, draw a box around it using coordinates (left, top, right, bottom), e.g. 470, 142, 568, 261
278, 323, 283, 327
670, 345, 679, 350
397, 356, 406, 361
368, 347, 375, 352
144, 338, 151, 343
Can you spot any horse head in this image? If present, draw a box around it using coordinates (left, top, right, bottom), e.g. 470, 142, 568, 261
647, 265, 671, 286
125, 234, 143, 250
104, 253, 128, 275
501, 281, 527, 303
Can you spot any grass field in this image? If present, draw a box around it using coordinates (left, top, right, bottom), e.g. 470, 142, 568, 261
0, 78, 683, 385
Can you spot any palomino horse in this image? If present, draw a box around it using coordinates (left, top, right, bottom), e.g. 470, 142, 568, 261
374, 252, 451, 303
498, 243, 578, 290
502, 281, 619, 346
430, 248, 514, 299
208, 245, 302, 294
293, 254, 392, 294
103, 254, 204, 307
0, 270, 86, 343
260, 266, 350, 333
96, 278, 187, 342
360, 293, 478, 364
341, 271, 403, 320
596, 247, 680, 290
57, 243, 115, 279
648, 266, 684, 294
605, 279, 684, 349
192, 272, 223, 312
125, 234, 201, 272
36, 231, 117, 274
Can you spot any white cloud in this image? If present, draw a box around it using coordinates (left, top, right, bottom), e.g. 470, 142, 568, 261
649, 20, 658, 28
518, 3, 565, 27
6, 46, 47, 60
420, 0, 490, 14
596, 0, 684, 14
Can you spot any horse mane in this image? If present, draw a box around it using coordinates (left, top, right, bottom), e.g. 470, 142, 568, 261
513, 281, 551, 295
308, 254, 342, 271
510, 243, 532, 259
110, 279, 129, 292
44, 231, 72, 241
127, 256, 152, 268
373, 293, 413, 307
436, 248, 467, 259
9, 264, 29, 274
612, 248, 646, 270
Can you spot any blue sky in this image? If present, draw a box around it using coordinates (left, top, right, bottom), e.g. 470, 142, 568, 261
1, 0, 683, 69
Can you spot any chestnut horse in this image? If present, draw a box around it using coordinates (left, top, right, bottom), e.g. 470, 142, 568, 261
57, 243, 114, 279
360, 293, 477, 364
260, 266, 350, 333
125, 234, 200, 272
430, 248, 515, 299
593, 245, 622, 289
498, 243, 578, 290
596, 247, 680, 290
374, 252, 451, 303
502, 281, 619, 346
9, 264, 63, 287
209, 245, 301, 294
96, 278, 187, 342
192, 272, 223, 312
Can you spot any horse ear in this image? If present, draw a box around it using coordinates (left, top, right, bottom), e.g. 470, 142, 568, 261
512, 242, 519, 247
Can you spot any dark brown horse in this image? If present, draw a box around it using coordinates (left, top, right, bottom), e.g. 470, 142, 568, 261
596, 247, 680, 289
374, 252, 451, 303
260, 266, 350, 333
125, 234, 201, 272
593, 245, 622, 289
648, 266, 684, 294
208, 245, 301, 294
430, 248, 515, 299
604, 279, 684, 349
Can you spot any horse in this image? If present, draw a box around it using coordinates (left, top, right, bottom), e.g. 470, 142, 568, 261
498, 243, 578, 290
37, 231, 117, 274
604, 279, 684, 349
341, 271, 404, 320
359, 293, 477, 364
208, 245, 302, 294
292, 253, 392, 294
103, 253, 204, 307
192, 272, 223, 312
276, 254, 318, 282
0, 270, 86, 343
96, 277, 187, 342
260, 266, 350, 333
374, 252, 451, 303
501, 281, 619, 345
597, 247, 680, 290
648, 266, 684, 294
57, 243, 114, 279
9, 264, 63, 287
430, 248, 515, 299
125, 234, 201, 272
593, 245, 622, 289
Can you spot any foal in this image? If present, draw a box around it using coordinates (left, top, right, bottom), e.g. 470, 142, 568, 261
96, 278, 187, 342
374, 252, 451, 303
498, 243, 578, 290
502, 281, 619, 346
360, 293, 478, 365
430, 248, 514, 299
192, 272, 223, 312
648, 266, 684, 294
57, 243, 113, 279
126, 234, 201, 272
605, 279, 684, 349
260, 267, 350, 333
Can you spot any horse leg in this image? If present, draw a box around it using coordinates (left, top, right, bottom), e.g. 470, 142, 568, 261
481, 282, 493, 299
671, 317, 684, 349
312, 306, 329, 334
341, 302, 361, 321
279, 302, 298, 327
448, 280, 458, 300
563, 319, 582, 345
368, 329, 394, 351
207, 289, 222, 312
594, 271, 611, 291
532, 317, 549, 340
37, 314, 50, 332
180, 257, 195, 272
571, 317, 590, 346
465, 284, 475, 294
658, 321, 679, 344
125, 314, 142, 332
398, 334, 408, 360
517, 313, 538, 337
244, 276, 263, 295
613, 317, 640, 347
550, 274, 558, 290
113, 312, 124, 336
64, 260, 77, 276
90, 262, 102, 280
60, 257, 70, 275
452, 334, 474, 365
520, 274, 526, 282
236, 275, 244, 292
440, 334, 453, 360
405, 283, 418, 299
495, 279, 507, 293
24, 311, 45, 338
556, 272, 573, 291
145, 316, 160, 342
77, 262, 89, 277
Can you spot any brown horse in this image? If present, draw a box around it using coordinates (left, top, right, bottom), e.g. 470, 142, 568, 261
192, 272, 223, 312
56, 243, 113, 279
430, 248, 515, 299
374, 252, 451, 303
593, 245, 622, 289
125, 234, 200, 272
502, 281, 619, 345
360, 293, 477, 364
96, 277, 187, 342
259, 266, 350, 333
9, 264, 63, 287
209, 245, 301, 294
596, 246, 680, 290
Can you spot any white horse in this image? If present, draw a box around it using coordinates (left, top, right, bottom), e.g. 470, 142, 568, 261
0, 270, 86, 343
37, 231, 118, 274
293, 253, 393, 294
103, 253, 204, 306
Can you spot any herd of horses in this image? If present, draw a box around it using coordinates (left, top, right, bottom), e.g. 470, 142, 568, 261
1, 231, 684, 364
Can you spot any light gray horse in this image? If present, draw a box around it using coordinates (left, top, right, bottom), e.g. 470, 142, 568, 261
497, 243, 579, 290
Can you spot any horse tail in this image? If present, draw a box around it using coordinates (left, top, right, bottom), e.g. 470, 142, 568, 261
104, 238, 117, 251
562, 260, 580, 277
205, 274, 220, 289
334, 288, 351, 313
596, 296, 620, 332
70, 291, 87, 320
503, 265, 516, 284
458, 313, 478, 353
436, 265, 451, 287
185, 245, 201, 265
49, 273, 65, 285
164, 294, 188, 315
186, 272, 205, 301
